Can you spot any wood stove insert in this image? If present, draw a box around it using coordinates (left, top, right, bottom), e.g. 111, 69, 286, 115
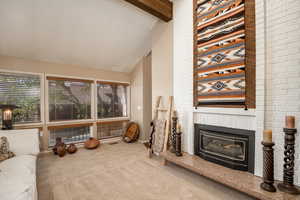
194, 124, 255, 173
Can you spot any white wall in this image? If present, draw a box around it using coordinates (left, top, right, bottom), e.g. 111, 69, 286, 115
151, 21, 173, 111
130, 19, 172, 141
173, 0, 194, 154
130, 59, 144, 139
173, 0, 300, 185
0, 55, 131, 150
130, 54, 152, 141
131, 19, 173, 141
0, 55, 130, 82
143, 53, 152, 140
264, 0, 300, 184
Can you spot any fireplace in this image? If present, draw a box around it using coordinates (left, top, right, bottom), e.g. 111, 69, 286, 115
194, 124, 255, 173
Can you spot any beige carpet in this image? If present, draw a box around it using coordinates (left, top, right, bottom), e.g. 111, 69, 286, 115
37, 142, 254, 200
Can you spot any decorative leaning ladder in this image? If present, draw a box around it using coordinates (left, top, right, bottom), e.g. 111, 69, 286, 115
148, 96, 174, 158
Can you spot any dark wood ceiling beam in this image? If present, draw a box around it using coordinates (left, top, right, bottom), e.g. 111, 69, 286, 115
124, 0, 173, 22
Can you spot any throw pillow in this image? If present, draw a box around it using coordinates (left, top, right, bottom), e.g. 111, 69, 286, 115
0, 136, 15, 162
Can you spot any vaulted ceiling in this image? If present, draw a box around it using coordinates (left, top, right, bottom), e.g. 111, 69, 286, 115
0, 0, 158, 72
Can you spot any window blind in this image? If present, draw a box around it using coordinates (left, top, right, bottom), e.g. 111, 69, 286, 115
97, 82, 128, 119
48, 78, 92, 121
0, 72, 41, 123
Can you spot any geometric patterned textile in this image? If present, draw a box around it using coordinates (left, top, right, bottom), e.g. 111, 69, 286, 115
152, 119, 166, 155
195, 0, 246, 105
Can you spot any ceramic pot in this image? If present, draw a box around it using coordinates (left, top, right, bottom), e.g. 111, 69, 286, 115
53, 137, 66, 155
84, 137, 100, 149
57, 145, 66, 157
67, 143, 77, 154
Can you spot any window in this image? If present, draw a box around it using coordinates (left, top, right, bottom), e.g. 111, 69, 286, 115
97, 120, 128, 139
48, 124, 92, 146
0, 71, 131, 147
48, 77, 92, 121
97, 82, 128, 119
0, 72, 41, 124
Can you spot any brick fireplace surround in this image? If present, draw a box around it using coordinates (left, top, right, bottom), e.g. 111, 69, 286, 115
173, 0, 300, 187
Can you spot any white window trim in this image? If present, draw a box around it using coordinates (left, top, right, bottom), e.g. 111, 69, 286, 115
96, 78, 130, 85
0, 68, 45, 125
127, 86, 131, 119
47, 120, 95, 126
45, 73, 96, 124
95, 80, 131, 121
94, 80, 98, 120
0, 70, 131, 126
96, 117, 130, 123
45, 75, 131, 125
0, 69, 131, 146
45, 73, 96, 81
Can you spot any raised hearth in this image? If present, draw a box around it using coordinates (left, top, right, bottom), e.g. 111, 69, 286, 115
161, 151, 300, 200
194, 124, 255, 173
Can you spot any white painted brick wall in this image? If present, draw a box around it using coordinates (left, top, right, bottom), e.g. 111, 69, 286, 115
173, 0, 300, 185
264, 0, 300, 185
173, 0, 194, 154
254, 0, 266, 178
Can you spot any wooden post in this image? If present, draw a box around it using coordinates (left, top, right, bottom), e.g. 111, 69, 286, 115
278, 128, 300, 194
163, 96, 173, 152
175, 131, 183, 157
170, 113, 178, 153
260, 142, 276, 192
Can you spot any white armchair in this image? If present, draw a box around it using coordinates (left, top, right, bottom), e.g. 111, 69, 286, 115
0, 129, 40, 200
0, 129, 40, 156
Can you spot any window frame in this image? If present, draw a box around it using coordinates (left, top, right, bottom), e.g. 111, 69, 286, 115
0, 69, 45, 127
45, 76, 130, 147
96, 119, 129, 140
0, 69, 131, 148
95, 80, 130, 122
47, 122, 94, 146
45, 73, 95, 125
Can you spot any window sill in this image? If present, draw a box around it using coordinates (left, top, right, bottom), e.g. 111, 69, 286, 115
46, 119, 95, 126
45, 117, 130, 127
97, 117, 130, 122
0, 123, 44, 130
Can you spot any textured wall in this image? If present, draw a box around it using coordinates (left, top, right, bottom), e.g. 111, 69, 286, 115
151, 21, 173, 111
173, 0, 194, 154
130, 59, 144, 139
173, 0, 300, 185
130, 55, 152, 141
0, 55, 130, 82
263, 0, 300, 184
143, 53, 152, 141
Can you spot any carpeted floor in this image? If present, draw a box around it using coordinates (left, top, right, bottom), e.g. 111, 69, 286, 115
37, 142, 254, 200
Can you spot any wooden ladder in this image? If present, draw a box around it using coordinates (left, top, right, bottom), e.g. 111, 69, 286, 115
148, 96, 173, 158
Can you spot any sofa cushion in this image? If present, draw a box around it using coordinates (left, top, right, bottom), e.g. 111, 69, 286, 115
0, 155, 37, 200
0, 129, 40, 156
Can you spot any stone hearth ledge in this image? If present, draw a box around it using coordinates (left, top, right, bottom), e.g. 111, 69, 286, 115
161, 151, 300, 200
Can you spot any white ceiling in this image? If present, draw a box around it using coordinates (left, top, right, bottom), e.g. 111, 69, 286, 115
0, 0, 158, 72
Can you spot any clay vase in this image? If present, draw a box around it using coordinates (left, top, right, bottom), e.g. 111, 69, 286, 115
84, 137, 100, 149
53, 137, 66, 155
57, 145, 66, 157
67, 143, 77, 154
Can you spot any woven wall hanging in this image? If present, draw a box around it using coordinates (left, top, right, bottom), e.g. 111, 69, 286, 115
194, 0, 256, 107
